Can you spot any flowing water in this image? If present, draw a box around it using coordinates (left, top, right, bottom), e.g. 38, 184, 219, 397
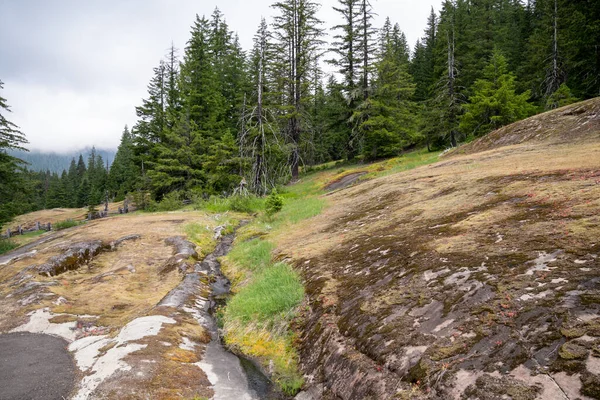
161, 226, 277, 399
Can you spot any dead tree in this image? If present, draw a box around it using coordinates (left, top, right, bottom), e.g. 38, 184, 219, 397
544, 0, 564, 101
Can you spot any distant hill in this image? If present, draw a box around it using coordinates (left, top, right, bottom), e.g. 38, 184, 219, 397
9, 147, 116, 173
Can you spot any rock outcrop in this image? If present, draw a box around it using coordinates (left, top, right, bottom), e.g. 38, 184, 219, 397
38, 241, 107, 277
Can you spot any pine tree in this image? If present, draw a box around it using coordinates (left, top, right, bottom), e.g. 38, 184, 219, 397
46, 172, 66, 209
357, 0, 377, 101
202, 131, 241, 193
164, 44, 182, 132
431, 0, 464, 148
77, 177, 91, 207
328, 0, 361, 159
560, 0, 600, 98
182, 15, 226, 139
320, 76, 353, 159
271, 0, 325, 180
411, 8, 437, 102
209, 9, 249, 134
354, 23, 418, 160
329, 0, 360, 95
65, 158, 78, 207
545, 83, 578, 110
0, 79, 29, 223
108, 125, 138, 200
132, 61, 166, 168
460, 50, 535, 137
148, 113, 204, 197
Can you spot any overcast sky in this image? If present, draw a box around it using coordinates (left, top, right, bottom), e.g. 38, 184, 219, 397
0, 0, 442, 153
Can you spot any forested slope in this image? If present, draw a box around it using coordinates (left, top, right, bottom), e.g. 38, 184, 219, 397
3, 0, 600, 224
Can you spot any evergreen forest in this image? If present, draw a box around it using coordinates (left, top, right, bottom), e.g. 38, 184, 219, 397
1, 0, 599, 224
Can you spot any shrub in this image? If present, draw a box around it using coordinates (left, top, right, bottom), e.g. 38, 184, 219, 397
195, 195, 263, 214
265, 190, 283, 216
156, 191, 183, 212
131, 191, 152, 211
54, 219, 79, 231
229, 195, 263, 213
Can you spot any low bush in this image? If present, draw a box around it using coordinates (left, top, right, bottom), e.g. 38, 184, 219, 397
265, 190, 283, 216
54, 219, 80, 231
155, 191, 183, 212
195, 195, 264, 214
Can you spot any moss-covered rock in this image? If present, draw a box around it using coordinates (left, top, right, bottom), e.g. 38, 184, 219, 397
464, 374, 540, 400
559, 342, 589, 360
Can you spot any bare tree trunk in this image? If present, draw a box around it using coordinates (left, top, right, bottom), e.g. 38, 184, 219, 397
254, 37, 266, 194
362, 0, 369, 101
447, 20, 458, 148
291, 0, 301, 181
545, 0, 562, 99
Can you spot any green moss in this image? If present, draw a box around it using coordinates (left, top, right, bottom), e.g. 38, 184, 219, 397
581, 372, 600, 398
559, 342, 588, 360
195, 195, 265, 214
560, 326, 587, 339
54, 219, 81, 230
430, 340, 471, 361
581, 294, 600, 305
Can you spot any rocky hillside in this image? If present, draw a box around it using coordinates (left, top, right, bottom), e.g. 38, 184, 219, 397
454, 98, 600, 156
277, 98, 600, 399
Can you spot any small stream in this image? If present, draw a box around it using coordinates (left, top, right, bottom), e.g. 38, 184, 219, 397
160, 226, 278, 399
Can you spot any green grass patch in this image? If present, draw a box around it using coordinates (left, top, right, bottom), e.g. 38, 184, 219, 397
222, 259, 305, 394
17, 230, 45, 239
224, 262, 303, 325
382, 148, 441, 176
226, 239, 274, 273
183, 215, 238, 258
0, 238, 18, 255
278, 197, 325, 224
54, 219, 81, 231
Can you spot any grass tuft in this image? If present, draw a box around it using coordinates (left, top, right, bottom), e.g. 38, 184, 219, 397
226, 239, 274, 273
224, 262, 303, 325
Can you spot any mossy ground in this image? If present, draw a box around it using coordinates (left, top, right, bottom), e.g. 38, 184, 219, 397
273, 111, 600, 398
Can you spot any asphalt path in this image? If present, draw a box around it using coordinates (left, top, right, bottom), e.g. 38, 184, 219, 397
0, 332, 75, 400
